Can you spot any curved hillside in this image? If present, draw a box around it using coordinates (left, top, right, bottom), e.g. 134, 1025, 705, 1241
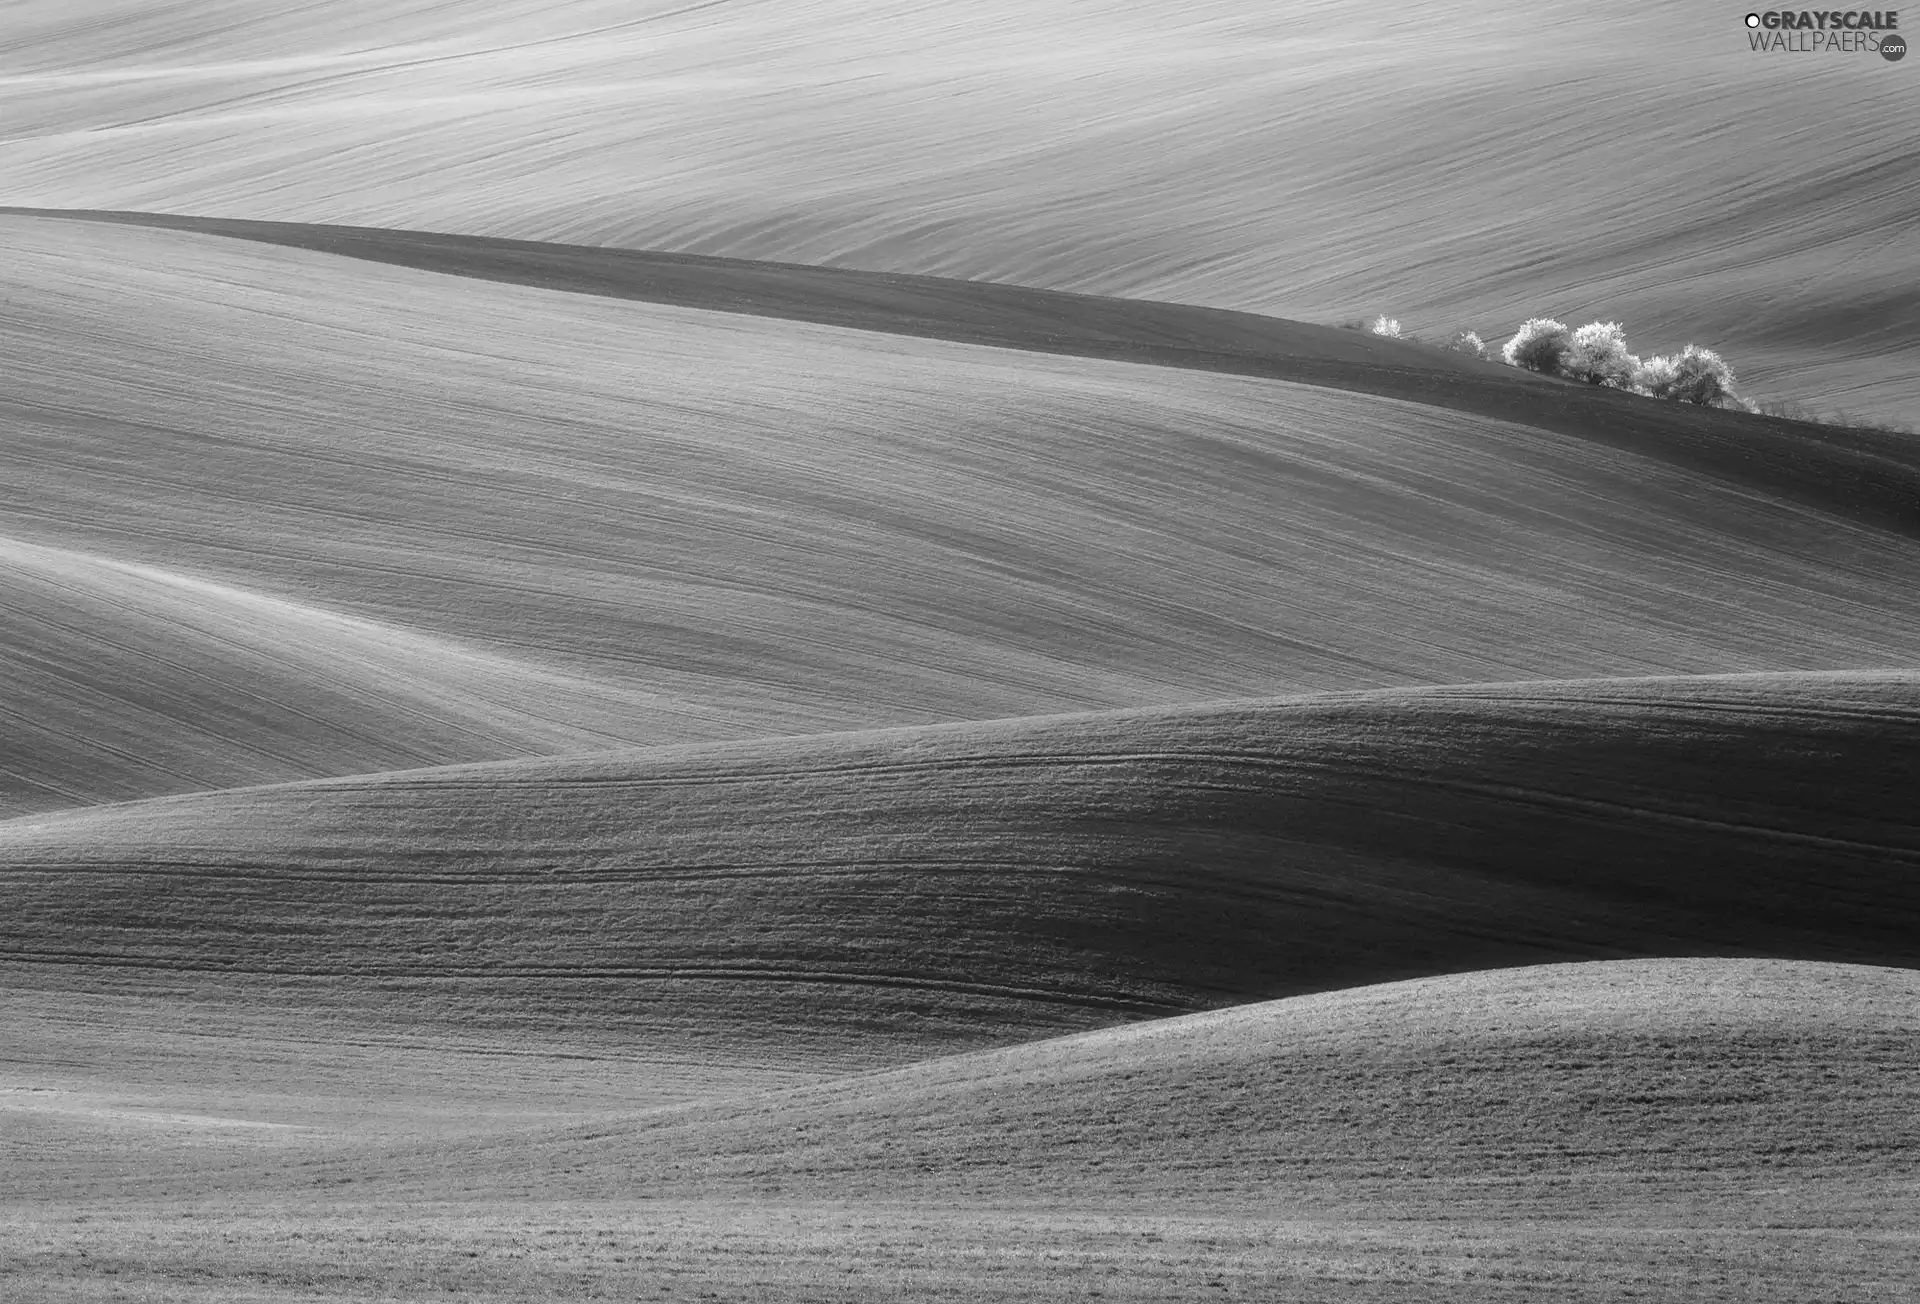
5, 672, 1916, 1069
3, 0, 1911, 418
17, 210, 1918, 536
9, 4, 1914, 1295
0, 535, 718, 817
15, 964, 1916, 1299
400, 959, 1920, 1212
5, 217, 1920, 814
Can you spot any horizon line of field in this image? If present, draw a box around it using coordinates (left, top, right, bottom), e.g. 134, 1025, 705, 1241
3, 663, 1918, 823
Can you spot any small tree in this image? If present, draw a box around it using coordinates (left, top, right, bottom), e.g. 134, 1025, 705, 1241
1633, 354, 1682, 399
1561, 321, 1638, 388
1665, 345, 1736, 406
1503, 318, 1571, 373
1444, 330, 1488, 359
1369, 315, 1405, 339
1633, 346, 1736, 406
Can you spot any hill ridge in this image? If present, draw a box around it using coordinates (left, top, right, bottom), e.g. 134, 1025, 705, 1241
10, 207, 1917, 538
358, 958, 1918, 1221
5, 666, 1910, 828
0, 530, 721, 816
9, 214, 1920, 822
5, 669, 1916, 1075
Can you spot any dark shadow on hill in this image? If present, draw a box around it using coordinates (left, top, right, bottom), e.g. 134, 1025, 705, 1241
4, 671, 1916, 1068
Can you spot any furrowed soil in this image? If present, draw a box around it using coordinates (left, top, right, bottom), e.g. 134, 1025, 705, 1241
7, 961, 1917, 1303
3, 9, 1916, 1290
3, 0, 1912, 420
5, 217, 1919, 817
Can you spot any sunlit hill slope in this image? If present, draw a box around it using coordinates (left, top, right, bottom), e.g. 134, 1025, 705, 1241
5, 216, 1920, 818
371, 959, 1920, 1213
4, 0, 1912, 419
2, 16, 1917, 1287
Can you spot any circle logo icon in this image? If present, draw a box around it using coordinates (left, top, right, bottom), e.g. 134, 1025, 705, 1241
1882, 33, 1908, 60
1746, 12, 1760, 26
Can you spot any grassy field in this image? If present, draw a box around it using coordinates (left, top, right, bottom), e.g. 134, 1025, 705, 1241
9, 962, 1916, 1301
3, 0, 1912, 420
2, 5, 1915, 1295
5, 670, 1918, 1293
4, 213, 1917, 1300
6, 670, 1918, 1048
5, 216, 1920, 817
366, 958, 1920, 1215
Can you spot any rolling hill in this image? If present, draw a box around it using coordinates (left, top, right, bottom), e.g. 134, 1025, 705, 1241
6, 670, 1916, 1074
0, 532, 698, 814
12, 961, 1916, 1302
390, 957, 1920, 1212
20, 664, 1911, 1299
14, 208, 1920, 534
4, 0, 1911, 419
6, 2, 1917, 1300
6, 214, 1920, 816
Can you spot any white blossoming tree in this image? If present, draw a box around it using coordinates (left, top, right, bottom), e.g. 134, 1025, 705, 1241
1561, 321, 1639, 388
1633, 354, 1681, 398
1502, 318, 1571, 373
1635, 346, 1736, 405
1664, 345, 1737, 405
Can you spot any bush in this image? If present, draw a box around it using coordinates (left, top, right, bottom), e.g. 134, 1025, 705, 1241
1369, 315, 1405, 339
1633, 354, 1682, 399
1455, 311, 1766, 410
1634, 346, 1735, 405
1502, 318, 1571, 373
1561, 321, 1638, 388
1663, 345, 1737, 406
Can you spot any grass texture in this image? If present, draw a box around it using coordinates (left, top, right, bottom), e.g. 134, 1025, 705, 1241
2, 0, 1911, 420
13, 208, 1919, 533
5, 217, 1920, 816
382, 958, 1920, 1212
6, 671, 1915, 1067
8, 961, 1916, 1302
2, 32, 1916, 1288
